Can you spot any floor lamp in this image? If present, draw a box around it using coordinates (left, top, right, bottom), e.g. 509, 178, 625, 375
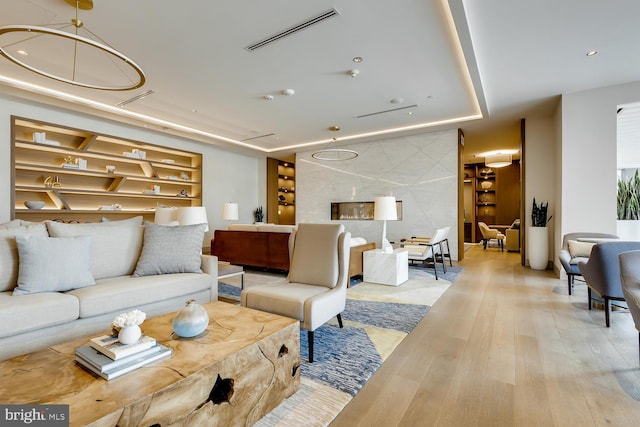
374, 196, 397, 253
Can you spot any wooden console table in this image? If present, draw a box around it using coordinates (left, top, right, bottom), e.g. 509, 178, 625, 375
0, 302, 300, 426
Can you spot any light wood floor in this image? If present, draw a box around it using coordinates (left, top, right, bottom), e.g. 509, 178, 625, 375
331, 245, 640, 426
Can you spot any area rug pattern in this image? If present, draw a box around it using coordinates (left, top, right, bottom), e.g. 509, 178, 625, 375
218, 266, 457, 426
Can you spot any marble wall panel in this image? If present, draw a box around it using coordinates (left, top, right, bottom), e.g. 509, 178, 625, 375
296, 129, 459, 260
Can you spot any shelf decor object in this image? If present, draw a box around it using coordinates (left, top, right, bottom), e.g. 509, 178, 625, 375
374, 196, 398, 253
12, 116, 202, 223
0, 0, 145, 91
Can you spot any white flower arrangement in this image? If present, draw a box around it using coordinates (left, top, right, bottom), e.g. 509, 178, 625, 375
112, 309, 146, 328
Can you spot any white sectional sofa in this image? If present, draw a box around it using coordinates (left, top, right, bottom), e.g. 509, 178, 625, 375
0, 216, 218, 361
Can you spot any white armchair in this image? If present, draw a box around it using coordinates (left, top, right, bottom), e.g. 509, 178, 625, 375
240, 223, 350, 362
403, 227, 448, 279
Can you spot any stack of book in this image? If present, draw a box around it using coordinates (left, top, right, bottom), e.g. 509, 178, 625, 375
75, 334, 171, 380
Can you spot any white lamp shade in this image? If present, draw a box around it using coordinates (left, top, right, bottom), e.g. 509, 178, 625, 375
177, 206, 209, 231
222, 202, 239, 221
154, 206, 178, 225
374, 196, 397, 221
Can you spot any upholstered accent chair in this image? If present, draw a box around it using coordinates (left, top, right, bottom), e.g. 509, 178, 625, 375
558, 232, 619, 295
619, 250, 640, 364
478, 222, 505, 251
240, 223, 350, 362
404, 228, 449, 279
578, 241, 640, 327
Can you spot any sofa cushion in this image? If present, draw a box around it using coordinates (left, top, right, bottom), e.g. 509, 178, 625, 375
568, 240, 595, 258
13, 235, 96, 296
0, 291, 80, 338
228, 224, 259, 231
0, 219, 22, 228
46, 216, 144, 280
241, 282, 328, 321
133, 223, 206, 277
256, 224, 295, 233
67, 273, 211, 318
0, 222, 49, 292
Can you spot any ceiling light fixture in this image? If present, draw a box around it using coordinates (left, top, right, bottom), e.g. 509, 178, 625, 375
311, 126, 359, 161
281, 89, 295, 96
352, 56, 363, 63
348, 69, 360, 78
0, 0, 145, 91
586, 50, 599, 57
485, 153, 512, 168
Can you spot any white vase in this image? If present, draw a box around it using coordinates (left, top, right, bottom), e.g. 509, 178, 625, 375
527, 226, 548, 270
118, 324, 141, 345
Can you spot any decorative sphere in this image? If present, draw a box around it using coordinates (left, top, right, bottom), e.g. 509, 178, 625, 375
173, 300, 209, 338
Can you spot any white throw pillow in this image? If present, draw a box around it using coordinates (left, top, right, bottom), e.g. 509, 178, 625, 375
13, 235, 96, 296
46, 216, 143, 280
0, 222, 49, 292
568, 240, 595, 258
133, 223, 206, 277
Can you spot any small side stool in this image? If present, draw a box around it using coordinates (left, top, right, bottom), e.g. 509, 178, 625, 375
217, 262, 245, 290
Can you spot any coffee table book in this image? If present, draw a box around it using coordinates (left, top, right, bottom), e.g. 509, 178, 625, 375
76, 344, 172, 380
89, 334, 156, 359
76, 344, 163, 373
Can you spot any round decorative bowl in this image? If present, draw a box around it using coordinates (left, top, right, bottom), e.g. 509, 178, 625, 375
480, 181, 493, 190
173, 300, 209, 338
24, 201, 45, 210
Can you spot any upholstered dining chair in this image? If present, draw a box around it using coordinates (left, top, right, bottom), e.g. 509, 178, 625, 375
240, 223, 350, 363
558, 232, 619, 295
579, 241, 640, 327
619, 250, 640, 365
478, 222, 505, 251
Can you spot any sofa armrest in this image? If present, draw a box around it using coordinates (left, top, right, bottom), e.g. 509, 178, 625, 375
201, 255, 219, 301
558, 249, 572, 271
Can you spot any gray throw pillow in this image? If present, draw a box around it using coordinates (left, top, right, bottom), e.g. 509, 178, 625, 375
13, 235, 96, 296
133, 223, 206, 277
0, 222, 49, 292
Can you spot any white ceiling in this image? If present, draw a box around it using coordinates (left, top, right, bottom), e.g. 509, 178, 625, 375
1, 0, 640, 160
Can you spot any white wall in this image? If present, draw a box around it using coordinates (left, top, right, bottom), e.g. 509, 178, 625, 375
0, 92, 265, 243
296, 129, 460, 260
525, 116, 557, 267
560, 81, 640, 236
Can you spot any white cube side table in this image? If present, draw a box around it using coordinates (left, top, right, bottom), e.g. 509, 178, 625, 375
363, 248, 409, 286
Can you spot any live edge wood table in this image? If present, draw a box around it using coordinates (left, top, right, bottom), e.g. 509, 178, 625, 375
0, 302, 300, 427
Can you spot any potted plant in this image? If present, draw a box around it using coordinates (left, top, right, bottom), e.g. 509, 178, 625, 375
253, 206, 264, 224
617, 169, 640, 239
528, 198, 552, 270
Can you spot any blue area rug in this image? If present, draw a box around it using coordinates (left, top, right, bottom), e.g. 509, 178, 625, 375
299, 299, 430, 396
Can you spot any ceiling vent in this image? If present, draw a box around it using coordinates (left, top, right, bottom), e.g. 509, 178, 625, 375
241, 133, 275, 141
245, 8, 340, 51
356, 104, 419, 119
116, 90, 155, 108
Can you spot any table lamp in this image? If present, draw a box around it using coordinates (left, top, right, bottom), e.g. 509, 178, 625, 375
374, 196, 397, 253
177, 206, 209, 231
222, 202, 239, 222
154, 206, 178, 225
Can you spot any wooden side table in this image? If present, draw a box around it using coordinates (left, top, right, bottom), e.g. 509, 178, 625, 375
363, 249, 409, 286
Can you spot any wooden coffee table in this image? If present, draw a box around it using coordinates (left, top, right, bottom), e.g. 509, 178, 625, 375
0, 301, 300, 426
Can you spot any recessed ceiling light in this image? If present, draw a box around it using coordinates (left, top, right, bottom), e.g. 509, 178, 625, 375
16, 50, 27, 56
408, 111, 413, 115
191, 108, 197, 113
264, 95, 274, 101
281, 89, 295, 96
586, 50, 599, 57
390, 98, 404, 104
353, 56, 363, 63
